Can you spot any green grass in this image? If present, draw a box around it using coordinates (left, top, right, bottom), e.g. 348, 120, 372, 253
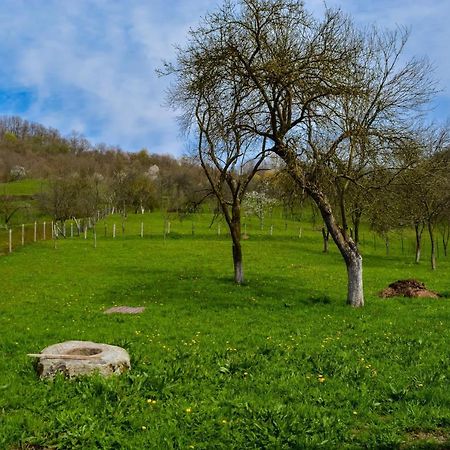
0, 212, 449, 449
0, 179, 47, 196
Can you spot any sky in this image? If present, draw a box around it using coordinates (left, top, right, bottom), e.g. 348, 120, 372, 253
0, 0, 449, 156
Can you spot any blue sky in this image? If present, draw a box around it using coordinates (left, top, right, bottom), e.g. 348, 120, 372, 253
1, 0, 449, 156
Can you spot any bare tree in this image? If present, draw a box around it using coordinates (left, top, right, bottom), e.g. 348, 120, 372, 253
166, 24, 269, 283
195, 110, 268, 283
400, 131, 450, 269
0, 195, 28, 228
168, 0, 436, 306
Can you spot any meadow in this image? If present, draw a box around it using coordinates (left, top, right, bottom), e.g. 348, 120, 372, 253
0, 212, 449, 449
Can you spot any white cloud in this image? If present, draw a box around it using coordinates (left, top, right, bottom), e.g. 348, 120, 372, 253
0, 0, 449, 155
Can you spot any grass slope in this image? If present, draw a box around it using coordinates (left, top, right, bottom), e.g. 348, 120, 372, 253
0, 213, 449, 449
0, 179, 47, 196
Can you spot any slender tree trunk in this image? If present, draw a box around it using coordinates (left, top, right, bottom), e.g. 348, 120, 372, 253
230, 203, 244, 284
322, 227, 329, 253
414, 222, 423, 264
339, 192, 348, 238
441, 225, 449, 257
427, 220, 436, 270
352, 211, 362, 248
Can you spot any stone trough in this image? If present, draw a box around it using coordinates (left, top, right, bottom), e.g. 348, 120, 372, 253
29, 340, 130, 378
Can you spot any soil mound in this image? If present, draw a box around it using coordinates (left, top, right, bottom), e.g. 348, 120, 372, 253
380, 279, 439, 299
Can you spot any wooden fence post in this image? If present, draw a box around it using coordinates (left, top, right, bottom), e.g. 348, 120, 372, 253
9, 228, 12, 253
21, 224, 25, 246
43, 222, 46, 240
140, 222, 144, 238
34, 221, 37, 242
53, 223, 57, 249
113, 224, 116, 238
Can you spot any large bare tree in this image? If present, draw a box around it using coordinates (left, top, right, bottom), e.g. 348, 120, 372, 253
168, 0, 435, 305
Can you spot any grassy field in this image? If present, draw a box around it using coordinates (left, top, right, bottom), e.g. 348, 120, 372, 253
0, 179, 47, 196
0, 212, 449, 449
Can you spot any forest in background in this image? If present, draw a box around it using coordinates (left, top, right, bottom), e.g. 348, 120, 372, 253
0, 115, 448, 268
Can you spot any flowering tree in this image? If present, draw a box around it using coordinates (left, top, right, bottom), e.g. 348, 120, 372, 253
243, 190, 277, 230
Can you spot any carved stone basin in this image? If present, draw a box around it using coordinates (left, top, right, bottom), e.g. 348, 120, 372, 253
34, 340, 131, 378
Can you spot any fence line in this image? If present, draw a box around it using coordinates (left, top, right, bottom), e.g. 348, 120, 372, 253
1, 215, 447, 264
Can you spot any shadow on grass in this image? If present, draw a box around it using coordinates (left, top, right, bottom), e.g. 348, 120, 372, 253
100, 261, 346, 314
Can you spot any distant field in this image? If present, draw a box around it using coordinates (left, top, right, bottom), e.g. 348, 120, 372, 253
0, 212, 449, 449
0, 178, 47, 196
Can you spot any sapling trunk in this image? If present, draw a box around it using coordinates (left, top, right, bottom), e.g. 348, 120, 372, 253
322, 227, 329, 253
414, 222, 423, 264
427, 220, 436, 270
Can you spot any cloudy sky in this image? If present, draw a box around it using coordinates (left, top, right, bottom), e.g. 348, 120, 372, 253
1, 0, 449, 156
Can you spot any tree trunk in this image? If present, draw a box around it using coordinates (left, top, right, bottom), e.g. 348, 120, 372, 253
232, 240, 244, 284
352, 211, 361, 248
322, 227, 329, 253
441, 225, 449, 257
308, 187, 364, 307
427, 220, 436, 270
414, 222, 423, 264
346, 254, 364, 307
230, 203, 244, 284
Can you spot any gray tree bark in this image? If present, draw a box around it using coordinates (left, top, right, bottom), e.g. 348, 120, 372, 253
414, 222, 423, 264
346, 254, 364, 307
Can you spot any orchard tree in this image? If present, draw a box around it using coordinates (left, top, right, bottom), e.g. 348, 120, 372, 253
169, 0, 435, 306
166, 33, 269, 283
0, 195, 28, 228
407, 132, 449, 269
243, 190, 277, 230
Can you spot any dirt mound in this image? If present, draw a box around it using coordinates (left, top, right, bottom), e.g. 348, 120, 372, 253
380, 279, 439, 299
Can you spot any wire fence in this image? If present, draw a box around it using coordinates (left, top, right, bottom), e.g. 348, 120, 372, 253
0, 214, 447, 263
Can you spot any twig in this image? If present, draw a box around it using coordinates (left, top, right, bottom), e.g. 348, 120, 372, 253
27, 353, 102, 360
